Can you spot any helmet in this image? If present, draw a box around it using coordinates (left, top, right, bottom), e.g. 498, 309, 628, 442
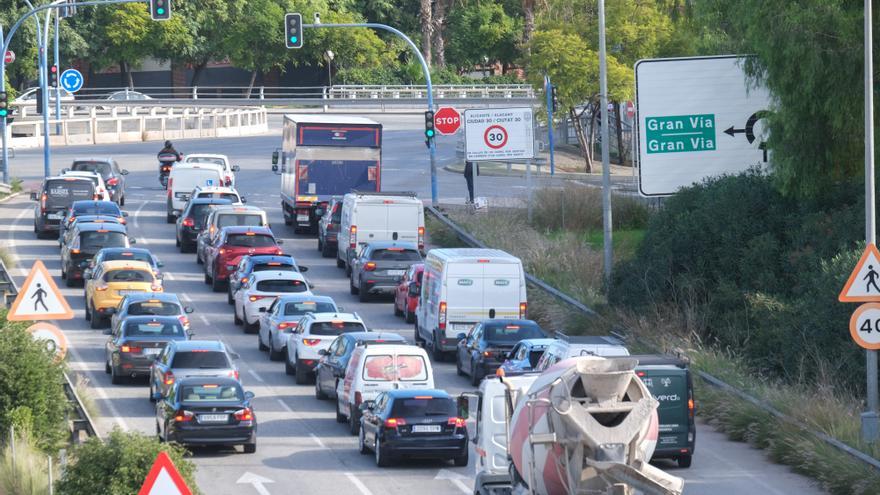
164, 140, 173, 148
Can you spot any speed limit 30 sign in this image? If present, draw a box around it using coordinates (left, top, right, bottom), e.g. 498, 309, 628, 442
464, 107, 535, 161
850, 303, 880, 350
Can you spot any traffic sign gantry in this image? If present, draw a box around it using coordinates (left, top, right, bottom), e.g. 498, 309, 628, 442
138, 451, 192, 495
6, 260, 73, 321
839, 243, 880, 302
434, 107, 461, 135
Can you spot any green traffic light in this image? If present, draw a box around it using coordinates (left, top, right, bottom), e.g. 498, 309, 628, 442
0, 110, 7, 117
290, 36, 298, 43
425, 129, 435, 137
157, 7, 164, 14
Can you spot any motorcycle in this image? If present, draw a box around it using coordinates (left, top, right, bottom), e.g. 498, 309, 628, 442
158, 153, 179, 189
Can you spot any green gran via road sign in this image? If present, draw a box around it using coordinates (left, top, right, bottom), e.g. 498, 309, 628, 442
645, 114, 716, 154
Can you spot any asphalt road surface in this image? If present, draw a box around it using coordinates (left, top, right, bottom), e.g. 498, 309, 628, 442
0, 114, 825, 495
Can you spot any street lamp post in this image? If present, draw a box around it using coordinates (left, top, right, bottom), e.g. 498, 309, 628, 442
323, 50, 334, 87
863, 0, 879, 444
598, 0, 613, 286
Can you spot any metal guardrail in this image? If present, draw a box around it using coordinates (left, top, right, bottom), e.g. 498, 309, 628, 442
425, 205, 880, 473
62, 372, 99, 444
0, 256, 18, 308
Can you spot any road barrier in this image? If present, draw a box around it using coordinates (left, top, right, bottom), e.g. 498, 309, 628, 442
63, 372, 99, 444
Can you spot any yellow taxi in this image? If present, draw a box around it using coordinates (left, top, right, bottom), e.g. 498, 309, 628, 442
85, 260, 163, 329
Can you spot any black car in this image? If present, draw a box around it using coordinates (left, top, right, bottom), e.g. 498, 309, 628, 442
358, 389, 468, 467
227, 254, 307, 305
456, 319, 548, 386
60, 222, 133, 285
176, 198, 233, 253
349, 241, 423, 302
314, 332, 407, 400
58, 200, 127, 244
59, 215, 124, 247
104, 315, 192, 384
155, 377, 257, 453
317, 196, 343, 258
31, 176, 96, 238
65, 157, 129, 205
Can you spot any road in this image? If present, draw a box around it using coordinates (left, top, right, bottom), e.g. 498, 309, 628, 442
0, 114, 825, 495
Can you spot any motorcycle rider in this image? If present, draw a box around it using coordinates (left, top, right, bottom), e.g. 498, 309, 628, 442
158, 140, 182, 162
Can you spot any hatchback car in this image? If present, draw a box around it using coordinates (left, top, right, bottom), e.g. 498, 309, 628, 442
155, 377, 256, 453
498, 338, 557, 375
317, 196, 343, 258
175, 197, 233, 253
393, 263, 424, 323
105, 315, 192, 384
258, 295, 338, 361
58, 200, 126, 244
31, 176, 96, 237
350, 241, 423, 302
85, 247, 164, 283
60, 170, 111, 201
456, 319, 548, 386
66, 157, 129, 205
60, 215, 124, 248
84, 260, 162, 329
227, 254, 307, 305
314, 332, 406, 401
196, 205, 270, 264
203, 226, 283, 292
285, 312, 366, 384
109, 292, 193, 331
233, 270, 311, 332
61, 222, 133, 286
149, 340, 240, 400
358, 389, 468, 467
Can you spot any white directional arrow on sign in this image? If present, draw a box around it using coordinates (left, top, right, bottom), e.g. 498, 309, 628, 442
434, 469, 471, 494
236, 472, 274, 495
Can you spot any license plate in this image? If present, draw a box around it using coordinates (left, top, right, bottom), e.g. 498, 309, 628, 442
198, 414, 228, 423
176, 193, 190, 200
412, 424, 442, 433
143, 348, 162, 356
48, 213, 63, 220
297, 214, 309, 221
117, 290, 145, 295
388, 270, 405, 276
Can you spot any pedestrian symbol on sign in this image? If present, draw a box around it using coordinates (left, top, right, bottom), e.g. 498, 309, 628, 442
866, 265, 880, 293
32, 283, 48, 312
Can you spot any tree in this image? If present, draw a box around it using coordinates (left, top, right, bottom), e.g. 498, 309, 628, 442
445, 1, 520, 71
419, 0, 433, 66
86, 3, 154, 86
152, 0, 232, 86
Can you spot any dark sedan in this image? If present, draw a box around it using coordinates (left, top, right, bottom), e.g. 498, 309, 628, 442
358, 389, 468, 467
155, 377, 257, 453
176, 198, 232, 253
455, 319, 548, 386
66, 158, 129, 205
350, 241, 422, 302
104, 316, 192, 384
227, 254, 306, 305
58, 200, 127, 244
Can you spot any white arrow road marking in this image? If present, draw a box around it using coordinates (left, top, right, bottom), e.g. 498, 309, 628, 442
435, 469, 472, 494
236, 472, 274, 495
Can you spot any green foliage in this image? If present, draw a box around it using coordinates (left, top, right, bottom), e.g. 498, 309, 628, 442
0, 429, 56, 495
0, 310, 67, 451
445, 1, 521, 69
56, 429, 198, 495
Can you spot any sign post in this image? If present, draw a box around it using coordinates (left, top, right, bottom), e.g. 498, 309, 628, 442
863, 0, 879, 443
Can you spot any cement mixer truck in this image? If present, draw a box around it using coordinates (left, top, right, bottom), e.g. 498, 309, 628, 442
460, 356, 684, 495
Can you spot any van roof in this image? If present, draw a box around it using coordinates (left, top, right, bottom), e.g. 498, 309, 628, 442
358, 343, 427, 355
631, 354, 689, 369
283, 114, 380, 126
427, 248, 520, 263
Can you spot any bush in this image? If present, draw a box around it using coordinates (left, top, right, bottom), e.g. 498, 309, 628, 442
0, 430, 57, 495
0, 311, 68, 451
531, 183, 650, 232
56, 429, 198, 495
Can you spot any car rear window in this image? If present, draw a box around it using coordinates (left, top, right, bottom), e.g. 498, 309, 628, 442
45, 180, 95, 207
363, 354, 428, 381
105, 269, 153, 283
390, 397, 456, 417
309, 321, 365, 336
256, 279, 307, 293
104, 251, 152, 265
331, 204, 342, 222
484, 323, 545, 343
197, 192, 238, 202
254, 262, 295, 272
171, 351, 229, 369
72, 161, 112, 178
124, 320, 184, 337
80, 231, 126, 250
180, 384, 242, 402
528, 350, 545, 368
218, 213, 263, 228
189, 204, 216, 226
74, 203, 120, 216
371, 248, 421, 261
126, 301, 179, 316
187, 157, 226, 166
284, 301, 336, 315
227, 234, 275, 248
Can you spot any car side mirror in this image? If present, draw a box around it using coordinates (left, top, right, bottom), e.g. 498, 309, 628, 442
271, 164, 279, 173
121, 169, 130, 175
184, 306, 194, 314
187, 331, 194, 338
84, 270, 92, 279
408, 284, 420, 296
315, 208, 325, 217
232, 165, 241, 172
457, 332, 466, 340
156, 261, 165, 268
298, 266, 308, 273
276, 239, 284, 245
240, 197, 247, 204
258, 307, 267, 312
457, 395, 470, 419
244, 391, 255, 400
359, 400, 375, 411
128, 237, 137, 244
121, 211, 129, 217
151, 391, 162, 401
336, 306, 345, 312
231, 353, 241, 360
318, 349, 329, 356
30, 192, 38, 201
271, 151, 279, 165
61, 168, 70, 173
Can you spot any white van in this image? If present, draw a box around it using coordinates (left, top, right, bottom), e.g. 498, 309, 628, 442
337, 192, 425, 273
415, 248, 527, 361
166, 164, 225, 223
336, 343, 434, 435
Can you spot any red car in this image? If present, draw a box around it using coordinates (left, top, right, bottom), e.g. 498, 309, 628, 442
203, 226, 284, 292
393, 263, 424, 323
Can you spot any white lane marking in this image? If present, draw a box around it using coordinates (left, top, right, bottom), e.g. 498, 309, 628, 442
199, 314, 210, 325
435, 469, 471, 494
180, 293, 193, 303
276, 399, 293, 413
309, 433, 327, 450
164, 272, 175, 281
132, 200, 151, 245
344, 473, 374, 495
247, 369, 264, 383
236, 472, 274, 495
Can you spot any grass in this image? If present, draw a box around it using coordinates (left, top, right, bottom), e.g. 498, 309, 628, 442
72, 373, 100, 421
0, 431, 57, 495
0, 247, 13, 270
582, 228, 646, 260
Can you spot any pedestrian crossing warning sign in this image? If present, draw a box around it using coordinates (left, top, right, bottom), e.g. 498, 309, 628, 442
839, 243, 880, 302
6, 261, 74, 321
138, 451, 192, 495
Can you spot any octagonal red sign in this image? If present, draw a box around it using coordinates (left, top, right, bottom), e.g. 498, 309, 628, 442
434, 107, 461, 135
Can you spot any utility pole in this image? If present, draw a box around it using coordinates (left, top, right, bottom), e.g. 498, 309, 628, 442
0, 24, 7, 184
863, 0, 879, 443
54, 9, 61, 135
598, 0, 613, 286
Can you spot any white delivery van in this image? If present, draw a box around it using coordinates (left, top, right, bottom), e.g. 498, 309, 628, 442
336, 343, 434, 435
415, 248, 527, 361
166, 163, 225, 223
337, 192, 425, 273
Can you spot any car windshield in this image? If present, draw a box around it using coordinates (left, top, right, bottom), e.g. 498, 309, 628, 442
218, 213, 262, 228
391, 397, 456, 417
256, 279, 307, 293
124, 320, 184, 337
227, 234, 275, 248
180, 384, 242, 402
105, 269, 153, 283
371, 248, 421, 261
171, 351, 229, 369
80, 231, 126, 250
309, 321, 365, 336
45, 180, 95, 208
528, 350, 545, 368
254, 262, 295, 272
72, 161, 113, 178
197, 192, 238, 202
484, 323, 545, 343
126, 301, 179, 316
187, 157, 226, 167
283, 301, 336, 316
103, 251, 153, 265
74, 203, 119, 216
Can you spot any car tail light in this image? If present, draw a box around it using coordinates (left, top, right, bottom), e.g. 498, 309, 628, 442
118, 215, 126, 225
354, 391, 362, 406
276, 249, 283, 255
120, 345, 142, 353
234, 408, 253, 422
447, 417, 466, 428
164, 371, 175, 386
364, 262, 376, 271
219, 248, 226, 255
182, 217, 195, 227
519, 302, 527, 319
150, 285, 162, 291
302, 338, 320, 346
349, 225, 357, 249
71, 248, 80, 254
278, 322, 291, 331
439, 301, 447, 331
40, 193, 47, 213
384, 418, 406, 429
106, 177, 119, 187
68, 215, 76, 224
636, 371, 646, 377
483, 350, 492, 357
688, 389, 695, 419
418, 226, 425, 249
95, 284, 108, 291
229, 369, 240, 381
174, 410, 194, 423
249, 295, 269, 302
178, 315, 189, 327
225, 177, 232, 186
240, 277, 249, 284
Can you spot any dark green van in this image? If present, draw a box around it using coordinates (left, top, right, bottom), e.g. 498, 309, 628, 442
634, 355, 695, 468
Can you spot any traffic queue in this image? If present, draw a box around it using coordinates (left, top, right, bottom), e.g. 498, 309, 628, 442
27, 156, 695, 472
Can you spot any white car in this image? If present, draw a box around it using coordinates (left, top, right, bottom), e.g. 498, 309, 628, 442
189, 185, 245, 204
285, 312, 367, 384
60, 170, 111, 201
183, 153, 240, 187
15, 87, 75, 103
233, 270, 311, 332
258, 295, 339, 361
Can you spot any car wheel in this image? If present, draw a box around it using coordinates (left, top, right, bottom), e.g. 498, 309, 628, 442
358, 426, 369, 454
120, 195, 125, 207
233, 305, 243, 326
345, 263, 352, 277
65, 275, 75, 287
394, 301, 403, 317
358, 282, 369, 302
175, 236, 180, 247
155, 421, 162, 441
456, 354, 465, 376
243, 441, 257, 454
336, 257, 345, 268
204, 271, 211, 284
84, 301, 91, 321
197, 251, 204, 265
295, 358, 308, 385
285, 353, 296, 376
317, 237, 323, 252
336, 402, 347, 423
349, 406, 360, 435
258, 334, 268, 352
245, 320, 259, 334
432, 333, 445, 362
105, 360, 111, 374
322, 242, 334, 258
149, 381, 157, 402
471, 362, 481, 387
227, 287, 234, 305
110, 365, 124, 385
414, 323, 424, 346
375, 435, 390, 467
166, 213, 175, 224
405, 305, 415, 324
677, 455, 692, 468
453, 451, 469, 467
211, 272, 224, 292
60, 264, 67, 280
268, 342, 282, 361
315, 380, 328, 400
350, 277, 359, 295
90, 305, 103, 329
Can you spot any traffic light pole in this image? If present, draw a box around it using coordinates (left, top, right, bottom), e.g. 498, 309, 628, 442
1, 24, 6, 184
544, 75, 555, 176
303, 22, 439, 207
54, 9, 61, 135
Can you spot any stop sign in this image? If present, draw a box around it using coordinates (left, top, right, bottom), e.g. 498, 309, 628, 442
625, 101, 635, 119
4, 50, 14, 64
434, 107, 461, 135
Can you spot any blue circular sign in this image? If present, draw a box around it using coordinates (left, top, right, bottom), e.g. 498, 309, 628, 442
60, 69, 83, 93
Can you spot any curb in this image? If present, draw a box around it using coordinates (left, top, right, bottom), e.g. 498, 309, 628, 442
0, 191, 21, 204
441, 164, 625, 180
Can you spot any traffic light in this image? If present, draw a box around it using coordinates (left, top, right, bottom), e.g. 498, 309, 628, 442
35, 88, 43, 115
49, 65, 58, 88
424, 110, 435, 147
150, 0, 171, 21
285, 13, 304, 49
0, 92, 8, 119
60, 0, 77, 18
551, 85, 559, 113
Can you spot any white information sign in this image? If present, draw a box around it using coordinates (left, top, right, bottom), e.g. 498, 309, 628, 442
635, 56, 773, 196
464, 107, 535, 161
